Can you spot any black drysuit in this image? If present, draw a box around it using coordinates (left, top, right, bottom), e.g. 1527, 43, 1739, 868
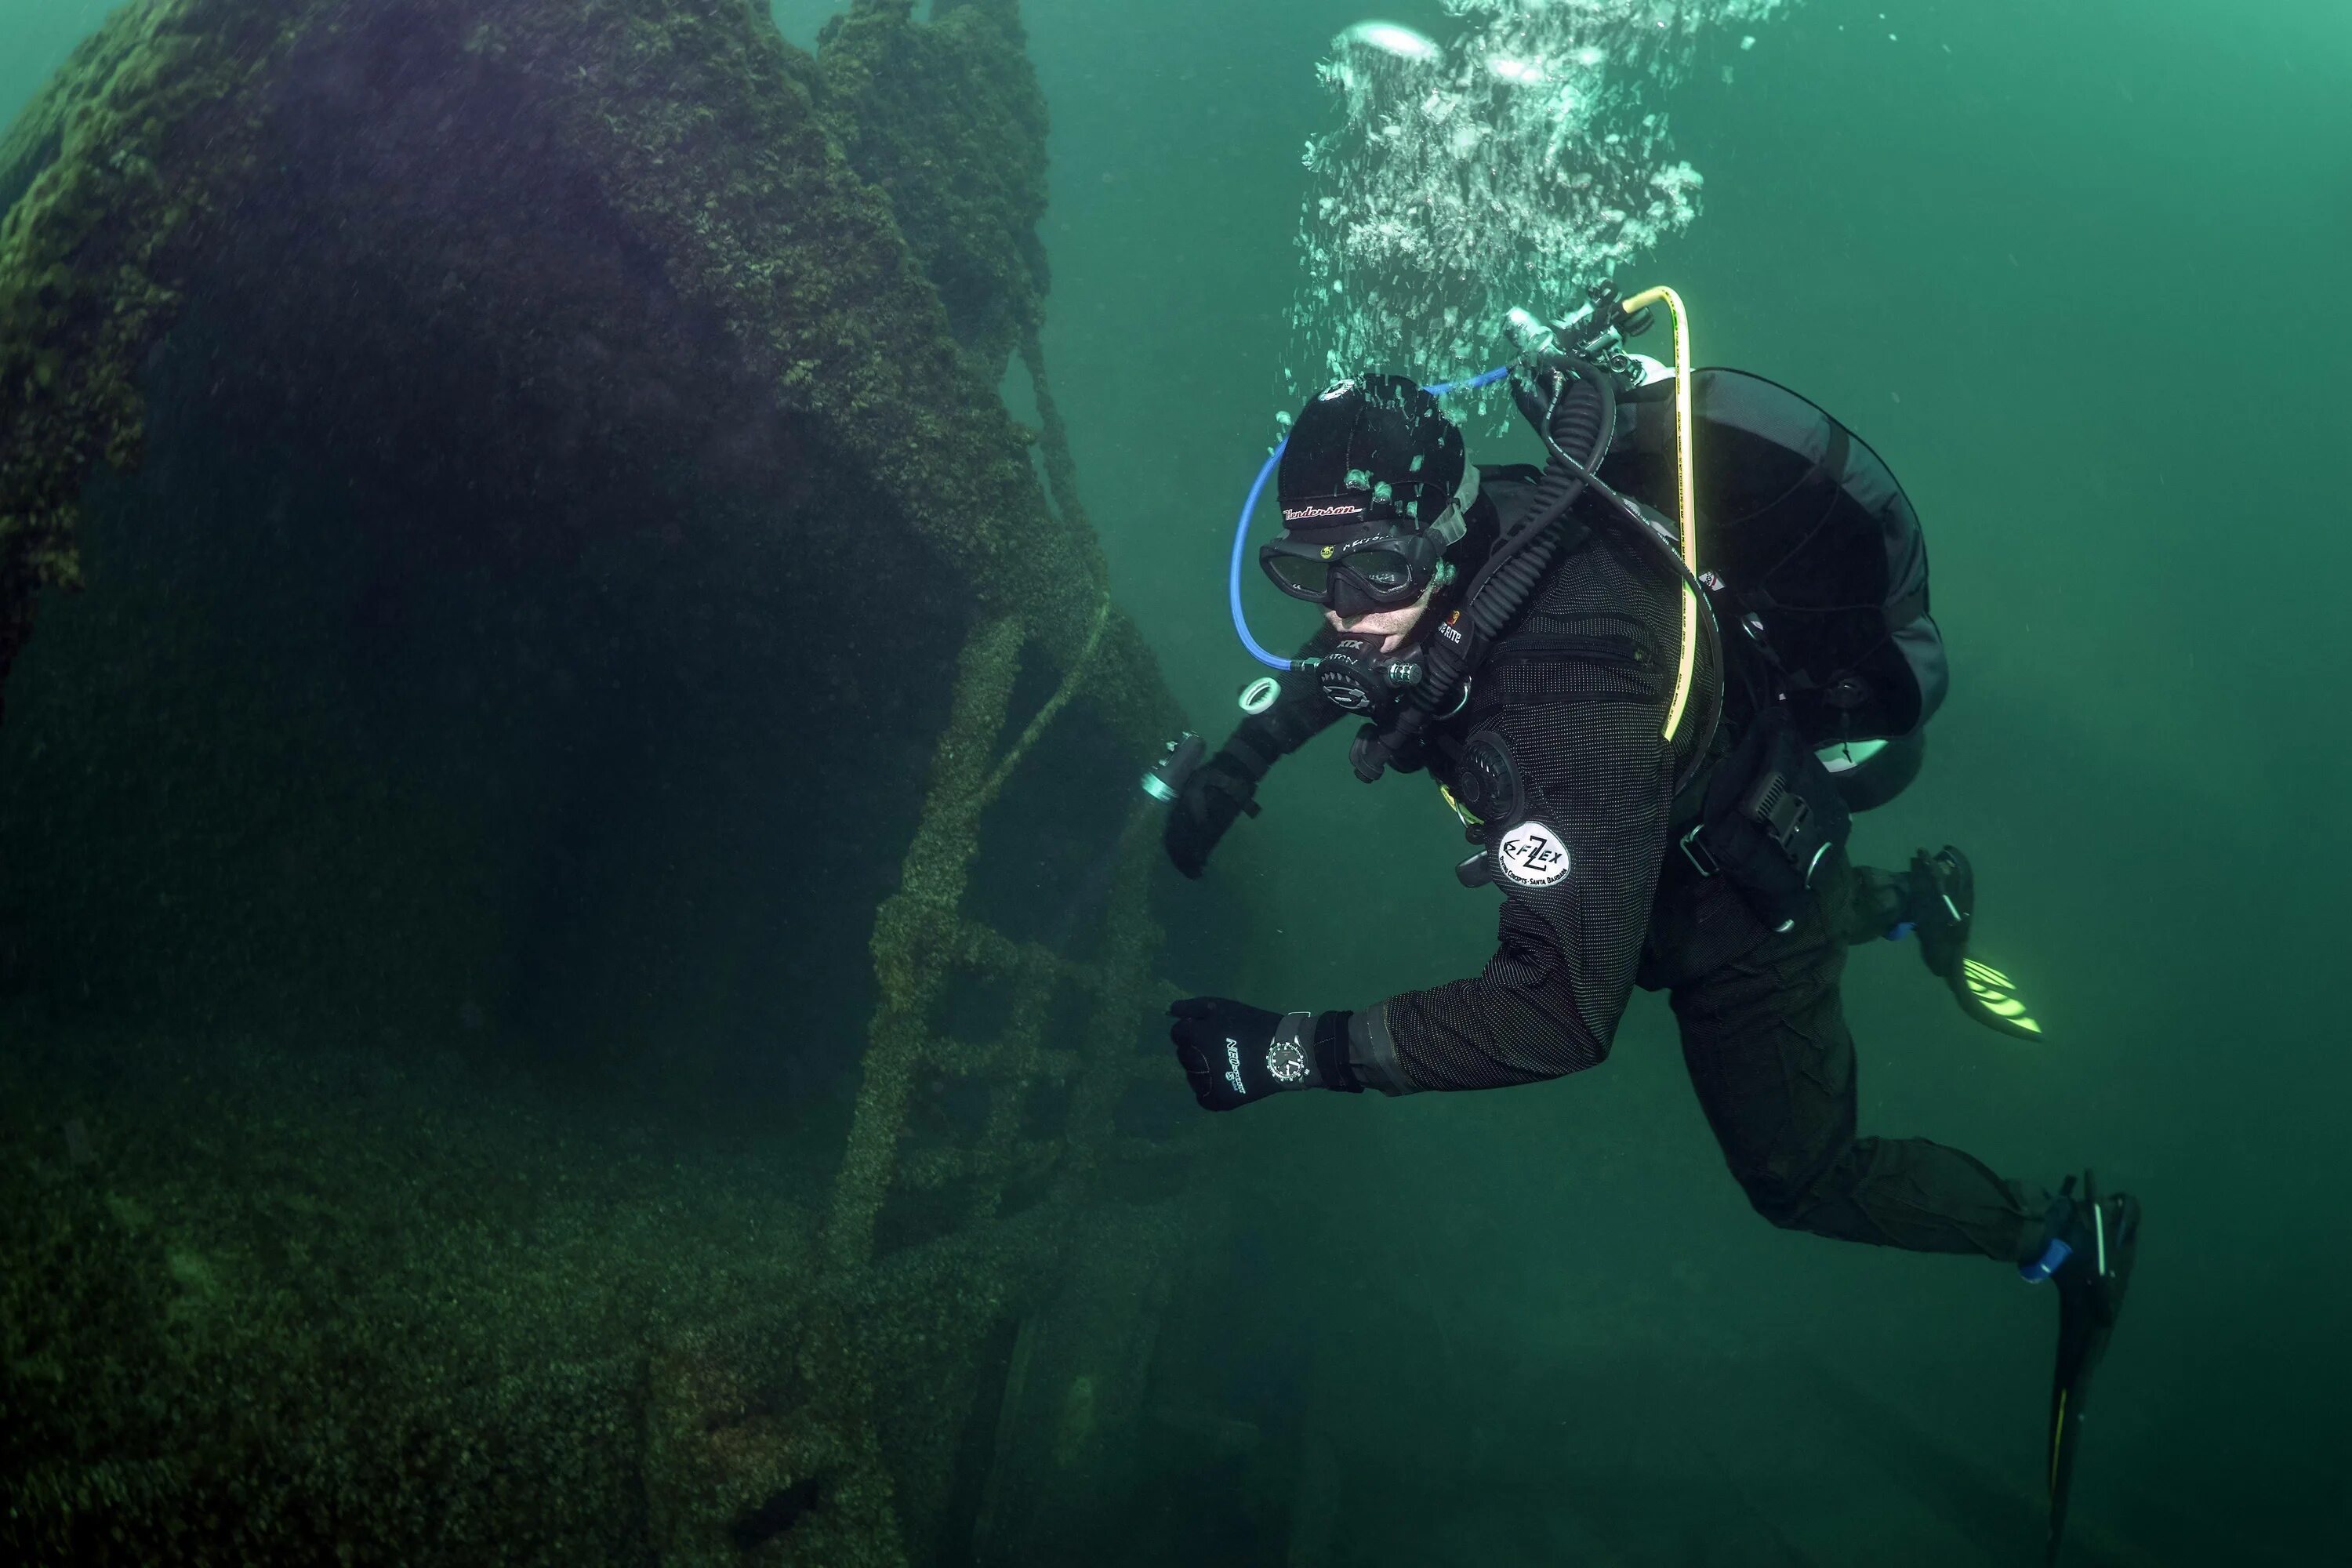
1229, 468, 2042, 1263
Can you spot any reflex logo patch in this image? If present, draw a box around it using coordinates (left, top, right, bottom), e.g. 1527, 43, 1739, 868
1223, 1039, 1247, 1096
1494, 821, 1571, 887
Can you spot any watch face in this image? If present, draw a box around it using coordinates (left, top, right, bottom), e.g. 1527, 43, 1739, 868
1265, 1040, 1311, 1084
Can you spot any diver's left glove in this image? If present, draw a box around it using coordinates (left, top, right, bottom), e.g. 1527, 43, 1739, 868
1162, 750, 1263, 880
1167, 998, 1362, 1112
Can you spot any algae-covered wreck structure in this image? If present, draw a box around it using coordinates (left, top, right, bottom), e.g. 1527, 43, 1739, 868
0, 1, 1218, 1561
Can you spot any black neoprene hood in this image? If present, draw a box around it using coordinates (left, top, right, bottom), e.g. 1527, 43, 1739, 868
1277, 374, 1467, 532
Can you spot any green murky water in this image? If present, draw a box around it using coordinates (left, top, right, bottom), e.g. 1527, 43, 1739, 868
4, 2, 2347, 1561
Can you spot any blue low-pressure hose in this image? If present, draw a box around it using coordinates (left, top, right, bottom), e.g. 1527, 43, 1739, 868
1231, 445, 1295, 670
1230, 365, 1509, 671
1421, 366, 1512, 399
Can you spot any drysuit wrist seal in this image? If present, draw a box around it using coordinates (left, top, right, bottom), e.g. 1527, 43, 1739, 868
1313, 1011, 1363, 1093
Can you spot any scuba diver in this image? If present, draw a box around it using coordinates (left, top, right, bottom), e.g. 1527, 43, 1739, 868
1152, 286, 2139, 1561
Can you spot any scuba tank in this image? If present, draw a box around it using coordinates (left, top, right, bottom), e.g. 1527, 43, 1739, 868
1602, 368, 1946, 749
1363, 354, 1946, 788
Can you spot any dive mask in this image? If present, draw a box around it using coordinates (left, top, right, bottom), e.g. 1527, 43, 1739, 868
1260, 526, 1443, 614
1258, 474, 1475, 615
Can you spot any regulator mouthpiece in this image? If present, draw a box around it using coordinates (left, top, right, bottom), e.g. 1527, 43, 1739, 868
1143, 732, 1207, 804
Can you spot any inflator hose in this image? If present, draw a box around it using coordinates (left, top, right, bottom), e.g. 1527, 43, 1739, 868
1350, 361, 1617, 782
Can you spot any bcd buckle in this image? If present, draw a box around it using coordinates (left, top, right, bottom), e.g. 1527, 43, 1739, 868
1742, 771, 1811, 858
1679, 822, 1719, 879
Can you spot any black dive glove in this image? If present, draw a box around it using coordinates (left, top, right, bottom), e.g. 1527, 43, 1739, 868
1168, 999, 1362, 1112
1161, 750, 1261, 880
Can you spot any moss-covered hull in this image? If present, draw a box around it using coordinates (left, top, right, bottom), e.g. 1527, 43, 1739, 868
0, 2, 1202, 1561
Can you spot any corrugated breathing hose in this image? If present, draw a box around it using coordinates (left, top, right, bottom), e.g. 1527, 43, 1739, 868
1348, 358, 1617, 782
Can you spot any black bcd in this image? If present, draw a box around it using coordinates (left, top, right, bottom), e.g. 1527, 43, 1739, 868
1602, 368, 1946, 747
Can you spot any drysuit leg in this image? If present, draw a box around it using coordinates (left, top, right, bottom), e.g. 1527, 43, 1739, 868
1664, 854, 2042, 1261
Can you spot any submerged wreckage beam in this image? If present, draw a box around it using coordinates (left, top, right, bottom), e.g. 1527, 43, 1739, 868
0, 1, 1200, 1562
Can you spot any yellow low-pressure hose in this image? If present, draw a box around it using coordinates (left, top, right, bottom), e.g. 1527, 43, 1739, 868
1617, 285, 1699, 743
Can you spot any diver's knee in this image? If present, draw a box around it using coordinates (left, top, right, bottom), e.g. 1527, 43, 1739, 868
1743, 1186, 1806, 1230
1737, 1169, 1827, 1231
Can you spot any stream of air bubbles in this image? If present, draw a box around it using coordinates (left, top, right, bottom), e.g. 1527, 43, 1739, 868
1286, 0, 1795, 423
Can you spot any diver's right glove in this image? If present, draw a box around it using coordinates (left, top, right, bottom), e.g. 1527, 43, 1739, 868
1161, 749, 1263, 880
1167, 999, 1361, 1111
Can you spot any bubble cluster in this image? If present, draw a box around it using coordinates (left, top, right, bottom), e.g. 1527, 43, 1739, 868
1287, 1, 1792, 416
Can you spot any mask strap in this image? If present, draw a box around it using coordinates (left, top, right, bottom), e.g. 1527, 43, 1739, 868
1426, 467, 1479, 548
